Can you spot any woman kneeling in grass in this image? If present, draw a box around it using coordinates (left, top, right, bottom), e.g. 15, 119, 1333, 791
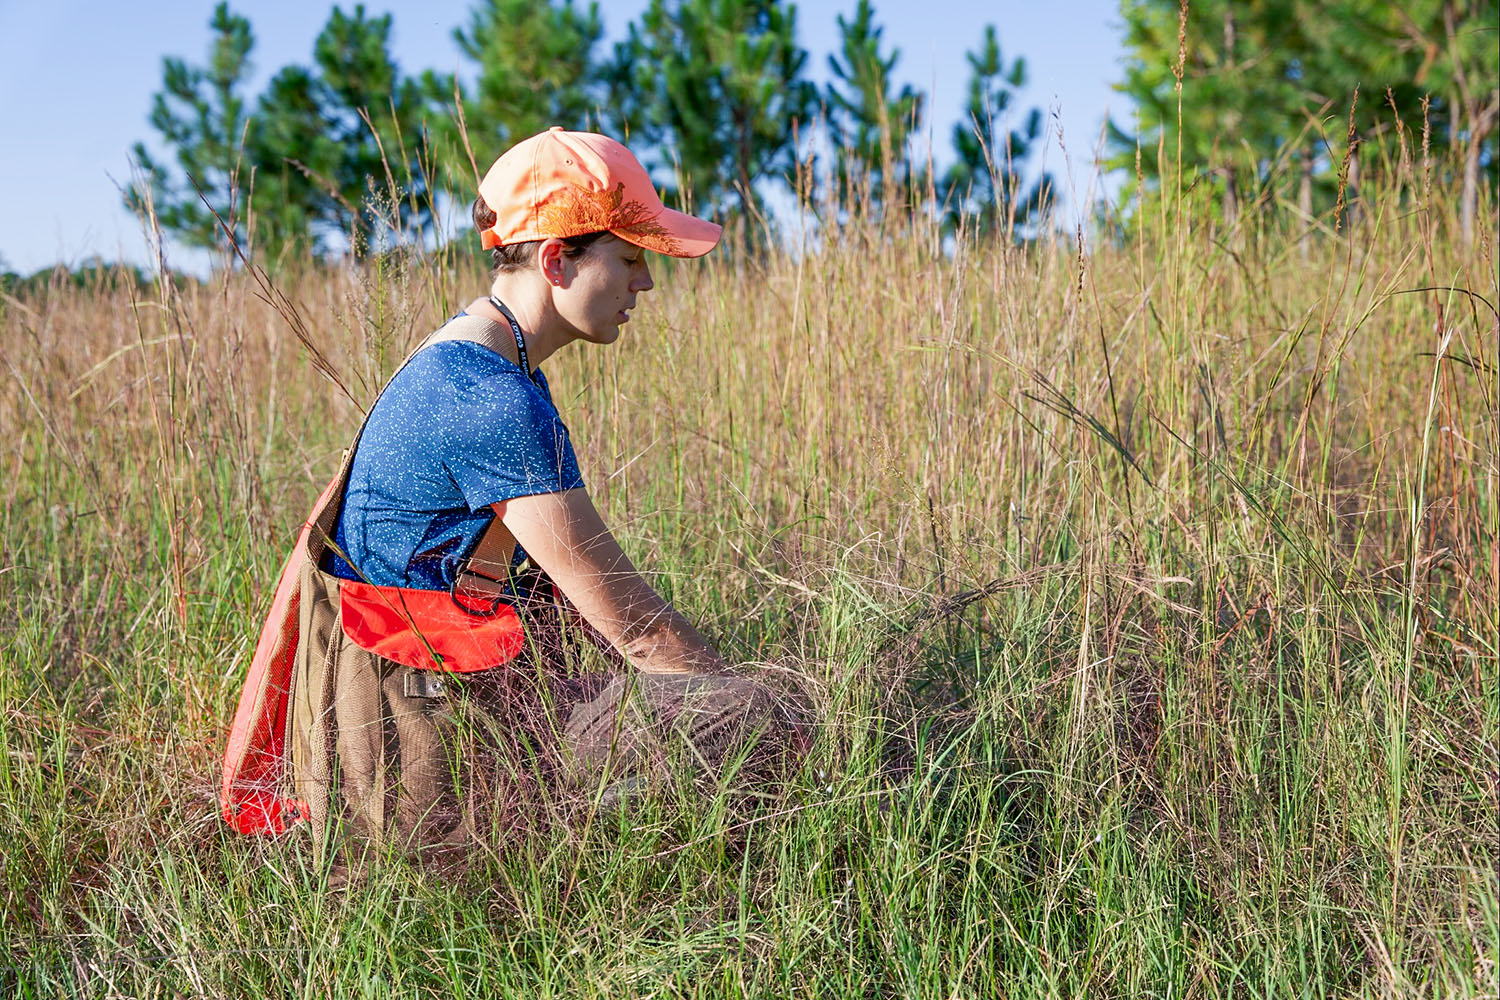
295, 128, 805, 858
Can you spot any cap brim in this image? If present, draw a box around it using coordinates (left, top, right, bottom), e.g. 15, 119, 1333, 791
613, 206, 722, 258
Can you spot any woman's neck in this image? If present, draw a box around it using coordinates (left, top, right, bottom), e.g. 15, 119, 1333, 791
470, 276, 570, 371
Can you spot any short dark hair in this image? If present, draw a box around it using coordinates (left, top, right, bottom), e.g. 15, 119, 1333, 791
472, 195, 610, 274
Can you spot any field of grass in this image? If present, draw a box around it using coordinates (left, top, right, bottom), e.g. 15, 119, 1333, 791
2, 153, 1496, 997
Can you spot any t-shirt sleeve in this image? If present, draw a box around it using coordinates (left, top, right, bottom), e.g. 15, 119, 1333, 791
441, 371, 584, 511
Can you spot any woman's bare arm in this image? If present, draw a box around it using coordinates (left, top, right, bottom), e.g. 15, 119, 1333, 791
495, 489, 728, 675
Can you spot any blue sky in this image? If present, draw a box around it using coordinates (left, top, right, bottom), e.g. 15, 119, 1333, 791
0, 0, 1127, 273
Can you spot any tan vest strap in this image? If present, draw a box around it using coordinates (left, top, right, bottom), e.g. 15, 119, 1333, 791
415, 313, 518, 364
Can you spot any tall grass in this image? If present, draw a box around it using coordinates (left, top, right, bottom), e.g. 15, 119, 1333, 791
1, 138, 1495, 996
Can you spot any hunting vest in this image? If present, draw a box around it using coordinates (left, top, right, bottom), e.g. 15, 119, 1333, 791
220, 313, 545, 842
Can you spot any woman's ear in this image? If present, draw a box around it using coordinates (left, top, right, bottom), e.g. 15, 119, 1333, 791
536, 239, 565, 287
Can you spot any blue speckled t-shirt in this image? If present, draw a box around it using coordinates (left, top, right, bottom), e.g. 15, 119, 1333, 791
326, 334, 583, 590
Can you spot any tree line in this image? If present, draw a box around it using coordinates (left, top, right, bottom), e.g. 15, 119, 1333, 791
127, 0, 1052, 260
126, 0, 1497, 263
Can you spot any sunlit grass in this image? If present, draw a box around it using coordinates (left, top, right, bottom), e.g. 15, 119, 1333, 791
1, 158, 1495, 996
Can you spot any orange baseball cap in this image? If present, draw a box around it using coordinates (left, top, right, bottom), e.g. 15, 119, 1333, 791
477, 127, 722, 258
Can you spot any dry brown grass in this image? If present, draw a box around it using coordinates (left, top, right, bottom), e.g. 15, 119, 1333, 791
1, 160, 1495, 995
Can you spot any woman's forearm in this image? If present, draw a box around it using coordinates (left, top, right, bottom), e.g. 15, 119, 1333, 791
499, 490, 730, 675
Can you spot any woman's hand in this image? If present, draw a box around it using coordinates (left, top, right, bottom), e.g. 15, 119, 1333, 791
496, 490, 729, 676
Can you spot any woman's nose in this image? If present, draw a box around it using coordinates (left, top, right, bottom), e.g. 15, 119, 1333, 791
632, 262, 654, 293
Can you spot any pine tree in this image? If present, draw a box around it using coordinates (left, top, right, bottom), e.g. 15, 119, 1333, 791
424, 0, 604, 187
1111, 0, 1497, 237
941, 25, 1052, 238
315, 5, 429, 243
1327, 0, 1499, 244
610, 0, 815, 219
127, 3, 257, 252
131, 4, 431, 258
1109, 0, 1309, 226
824, 0, 924, 212
248, 65, 339, 255
249, 6, 430, 256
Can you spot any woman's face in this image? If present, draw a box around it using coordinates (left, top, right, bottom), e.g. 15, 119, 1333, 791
553, 234, 654, 344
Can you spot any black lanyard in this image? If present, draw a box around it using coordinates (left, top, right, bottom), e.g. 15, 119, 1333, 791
454, 296, 545, 615
487, 295, 538, 385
